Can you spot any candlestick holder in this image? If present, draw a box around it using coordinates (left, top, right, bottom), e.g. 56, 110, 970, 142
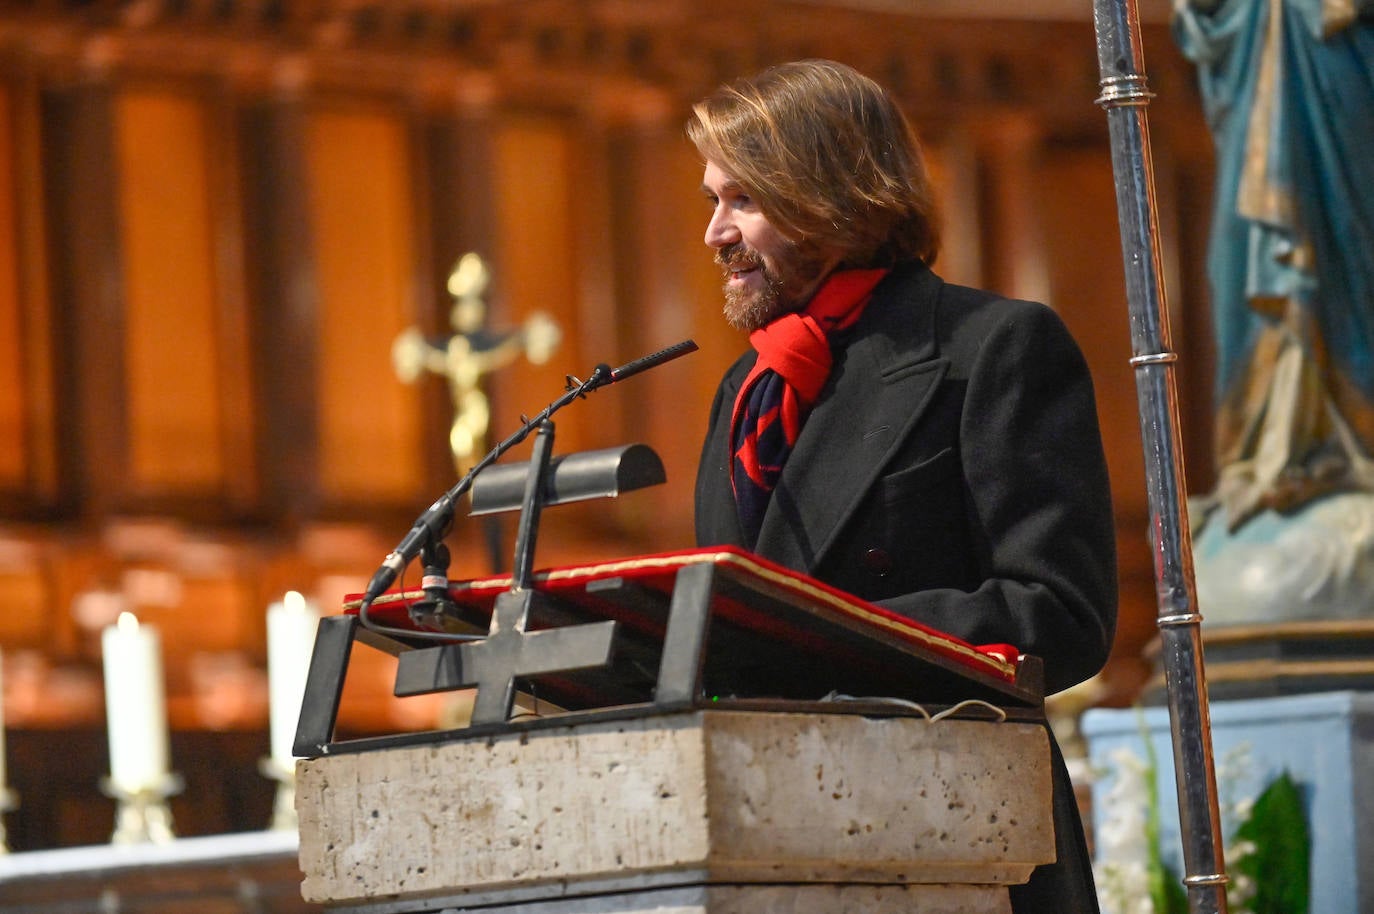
259, 756, 298, 831
100, 773, 183, 845
0, 786, 17, 853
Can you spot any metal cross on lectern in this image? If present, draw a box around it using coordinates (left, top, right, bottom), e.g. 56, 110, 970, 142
404, 586, 617, 726
394, 419, 618, 725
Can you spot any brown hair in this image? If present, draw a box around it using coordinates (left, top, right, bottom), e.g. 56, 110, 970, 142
687, 59, 941, 268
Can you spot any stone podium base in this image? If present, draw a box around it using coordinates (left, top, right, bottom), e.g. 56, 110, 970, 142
295, 709, 1055, 913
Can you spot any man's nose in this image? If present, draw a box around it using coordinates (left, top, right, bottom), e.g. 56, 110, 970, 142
704, 208, 738, 249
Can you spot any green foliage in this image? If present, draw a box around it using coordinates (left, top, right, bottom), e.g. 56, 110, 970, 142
1231, 772, 1311, 914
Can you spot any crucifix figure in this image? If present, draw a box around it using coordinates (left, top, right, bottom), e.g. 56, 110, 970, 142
392, 252, 562, 474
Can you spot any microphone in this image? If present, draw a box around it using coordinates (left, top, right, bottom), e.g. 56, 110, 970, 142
410, 540, 455, 626
604, 339, 699, 385
360, 491, 457, 606
358, 340, 697, 610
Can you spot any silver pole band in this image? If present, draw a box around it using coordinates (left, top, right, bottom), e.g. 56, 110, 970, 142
1096, 75, 1157, 107
1131, 351, 1179, 366
1184, 874, 1232, 887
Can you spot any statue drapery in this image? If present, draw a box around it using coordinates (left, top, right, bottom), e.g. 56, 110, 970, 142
1175, 0, 1374, 530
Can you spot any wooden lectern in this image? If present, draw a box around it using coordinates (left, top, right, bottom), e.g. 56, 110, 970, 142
292, 443, 1057, 913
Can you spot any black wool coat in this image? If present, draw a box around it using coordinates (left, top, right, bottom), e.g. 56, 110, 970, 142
694, 260, 1117, 912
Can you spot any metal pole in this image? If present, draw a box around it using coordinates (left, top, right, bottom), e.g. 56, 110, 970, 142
1090, 1, 1230, 911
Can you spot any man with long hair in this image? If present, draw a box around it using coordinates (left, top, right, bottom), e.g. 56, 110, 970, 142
690, 59, 1117, 912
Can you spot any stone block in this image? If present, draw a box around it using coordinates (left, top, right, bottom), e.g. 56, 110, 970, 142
296, 709, 1053, 910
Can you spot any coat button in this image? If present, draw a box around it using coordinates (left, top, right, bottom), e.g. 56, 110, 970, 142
864, 548, 892, 576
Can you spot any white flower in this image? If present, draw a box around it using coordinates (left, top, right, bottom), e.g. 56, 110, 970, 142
1094, 747, 1156, 914
1098, 861, 1155, 914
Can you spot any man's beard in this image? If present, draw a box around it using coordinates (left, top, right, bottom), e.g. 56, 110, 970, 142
716, 241, 831, 332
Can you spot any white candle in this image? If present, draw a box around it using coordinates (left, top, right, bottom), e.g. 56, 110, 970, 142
267, 591, 319, 772
101, 612, 171, 794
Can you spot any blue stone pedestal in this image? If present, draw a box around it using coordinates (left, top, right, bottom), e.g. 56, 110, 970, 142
1083, 691, 1374, 913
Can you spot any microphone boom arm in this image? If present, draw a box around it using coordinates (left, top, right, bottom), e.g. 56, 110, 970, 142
357, 340, 698, 636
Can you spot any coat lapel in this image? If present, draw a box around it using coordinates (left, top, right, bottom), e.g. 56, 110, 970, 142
752, 265, 949, 573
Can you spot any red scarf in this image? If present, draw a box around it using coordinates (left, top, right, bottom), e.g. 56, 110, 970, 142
729, 268, 888, 542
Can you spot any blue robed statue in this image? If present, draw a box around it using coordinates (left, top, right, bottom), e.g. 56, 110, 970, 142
1175, 0, 1374, 623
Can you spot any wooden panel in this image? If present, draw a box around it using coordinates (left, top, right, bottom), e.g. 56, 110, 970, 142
1036, 144, 1145, 521
923, 128, 984, 290
44, 84, 127, 514
411, 113, 516, 491
0, 74, 57, 509
489, 116, 590, 456
202, 91, 258, 513
1035, 142, 1157, 679
239, 99, 321, 522
0, 83, 25, 487
304, 103, 424, 504
114, 87, 226, 493
606, 124, 738, 550
976, 115, 1051, 302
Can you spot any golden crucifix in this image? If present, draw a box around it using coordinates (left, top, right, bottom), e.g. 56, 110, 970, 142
392, 252, 561, 472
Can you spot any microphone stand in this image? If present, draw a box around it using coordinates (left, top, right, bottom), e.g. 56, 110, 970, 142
356, 365, 607, 642
356, 340, 698, 644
